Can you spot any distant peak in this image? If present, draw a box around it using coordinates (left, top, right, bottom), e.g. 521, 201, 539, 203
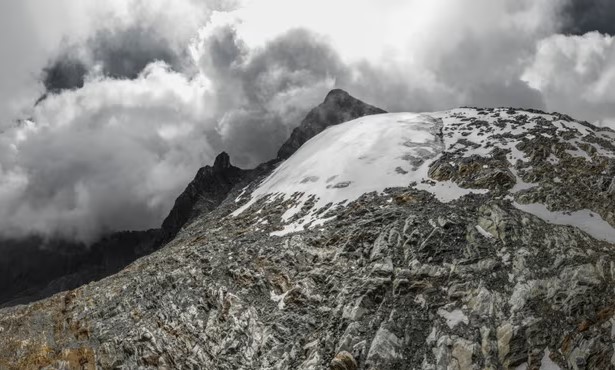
276, 89, 386, 160
323, 89, 351, 104
213, 152, 231, 170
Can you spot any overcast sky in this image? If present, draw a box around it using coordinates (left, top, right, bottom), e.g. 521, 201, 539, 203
0, 0, 614, 241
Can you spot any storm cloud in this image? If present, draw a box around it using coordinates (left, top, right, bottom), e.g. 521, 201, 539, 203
41, 25, 182, 95
1, 0, 615, 241
560, 0, 615, 36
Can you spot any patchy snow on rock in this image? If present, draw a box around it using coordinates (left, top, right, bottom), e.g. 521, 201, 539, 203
540, 349, 561, 370
234, 107, 615, 239
565, 143, 592, 161
234, 113, 487, 234
513, 202, 615, 243
430, 108, 538, 162
437, 308, 469, 329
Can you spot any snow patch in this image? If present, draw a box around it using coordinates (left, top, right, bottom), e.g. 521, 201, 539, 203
540, 349, 561, 370
513, 202, 615, 243
270, 290, 289, 310
416, 180, 488, 202
509, 167, 537, 193
437, 308, 469, 329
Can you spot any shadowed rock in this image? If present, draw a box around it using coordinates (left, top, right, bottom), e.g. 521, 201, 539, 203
160, 152, 245, 241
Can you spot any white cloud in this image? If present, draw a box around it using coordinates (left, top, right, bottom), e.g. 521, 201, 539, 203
523, 32, 615, 125
0, 0, 223, 128
225, 0, 562, 112
0, 63, 215, 241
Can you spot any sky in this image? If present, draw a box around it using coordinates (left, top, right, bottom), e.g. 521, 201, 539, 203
0, 0, 614, 242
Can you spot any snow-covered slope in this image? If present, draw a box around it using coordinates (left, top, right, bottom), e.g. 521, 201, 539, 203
236, 107, 615, 238
233, 113, 486, 234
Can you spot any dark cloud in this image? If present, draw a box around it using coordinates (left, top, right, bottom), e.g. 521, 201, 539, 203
90, 25, 182, 79
41, 24, 184, 95
42, 55, 87, 94
561, 0, 615, 35
464, 79, 545, 110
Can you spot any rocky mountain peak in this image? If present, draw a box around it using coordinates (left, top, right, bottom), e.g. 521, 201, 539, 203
213, 151, 232, 171
323, 88, 352, 103
276, 89, 386, 160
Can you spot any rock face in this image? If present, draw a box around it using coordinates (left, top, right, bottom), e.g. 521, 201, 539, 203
277, 89, 386, 160
160, 152, 245, 241
2, 93, 615, 369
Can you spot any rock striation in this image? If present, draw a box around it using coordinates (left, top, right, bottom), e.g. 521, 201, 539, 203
1, 92, 615, 369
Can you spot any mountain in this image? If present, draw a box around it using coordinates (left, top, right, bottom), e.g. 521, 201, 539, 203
1, 92, 615, 369
0, 230, 160, 307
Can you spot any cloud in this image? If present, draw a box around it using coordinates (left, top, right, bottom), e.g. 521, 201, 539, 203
41, 25, 181, 95
193, 21, 348, 164
0, 63, 215, 241
560, 0, 615, 36
39, 0, 225, 96
0, 0, 226, 124
522, 32, 615, 124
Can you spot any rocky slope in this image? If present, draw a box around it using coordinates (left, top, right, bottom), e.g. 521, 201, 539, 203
1, 92, 615, 369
